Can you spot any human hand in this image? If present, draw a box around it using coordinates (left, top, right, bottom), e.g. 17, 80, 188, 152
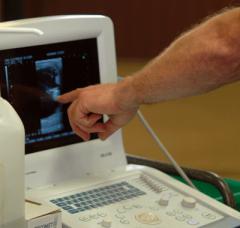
57, 80, 139, 141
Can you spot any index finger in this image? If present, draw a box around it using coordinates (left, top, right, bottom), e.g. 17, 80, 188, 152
57, 89, 81, 104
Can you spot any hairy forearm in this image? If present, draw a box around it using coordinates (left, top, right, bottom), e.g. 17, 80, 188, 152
122, 7, 240, 105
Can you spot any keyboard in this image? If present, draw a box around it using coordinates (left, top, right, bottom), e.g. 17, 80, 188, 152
50, 181, 146, 214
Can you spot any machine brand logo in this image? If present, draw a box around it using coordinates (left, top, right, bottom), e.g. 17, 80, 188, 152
100, 151, 112, 158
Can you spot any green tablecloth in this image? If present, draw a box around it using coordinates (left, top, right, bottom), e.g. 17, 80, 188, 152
172, 176, 240, 211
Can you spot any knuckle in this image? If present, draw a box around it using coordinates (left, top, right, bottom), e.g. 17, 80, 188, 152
76, 88, 82, 94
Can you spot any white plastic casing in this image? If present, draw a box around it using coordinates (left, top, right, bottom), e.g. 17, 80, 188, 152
0, 98, 25, 228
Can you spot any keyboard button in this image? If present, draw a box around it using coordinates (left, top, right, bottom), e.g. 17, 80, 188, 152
50, 181, 146, 214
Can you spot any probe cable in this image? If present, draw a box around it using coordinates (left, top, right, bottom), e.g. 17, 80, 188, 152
137, 110, 197, 190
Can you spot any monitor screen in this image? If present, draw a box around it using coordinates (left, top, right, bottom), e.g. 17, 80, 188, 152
0, 38, 100, 154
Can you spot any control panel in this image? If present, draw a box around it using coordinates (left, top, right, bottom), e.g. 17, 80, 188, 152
48, 171, 239, 228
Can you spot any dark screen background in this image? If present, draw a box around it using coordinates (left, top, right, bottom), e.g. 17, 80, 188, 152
0, 38, 100, 154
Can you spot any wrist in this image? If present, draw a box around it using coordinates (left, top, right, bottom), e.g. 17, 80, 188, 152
115, 76, 141, 111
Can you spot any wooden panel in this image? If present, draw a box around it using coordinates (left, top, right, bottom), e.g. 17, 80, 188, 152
0, 0, 2, 20
1, 0, 24, 20
22, 0, 238, 57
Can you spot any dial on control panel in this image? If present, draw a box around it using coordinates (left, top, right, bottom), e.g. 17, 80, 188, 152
181, 197, 197, 208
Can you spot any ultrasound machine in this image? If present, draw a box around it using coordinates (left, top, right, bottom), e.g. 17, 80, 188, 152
0, 15, 240, 228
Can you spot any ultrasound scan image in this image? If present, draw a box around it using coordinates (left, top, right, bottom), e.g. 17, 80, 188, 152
35, 58, 64, 134
0, 38, 100, 153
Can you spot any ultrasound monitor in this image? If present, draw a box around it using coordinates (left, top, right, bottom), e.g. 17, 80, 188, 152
0, 38, 100, 154
0, 16, 127, 189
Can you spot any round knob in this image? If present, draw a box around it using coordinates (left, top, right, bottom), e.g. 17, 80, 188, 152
158, 194, 171, 206
181, 197, 197, 208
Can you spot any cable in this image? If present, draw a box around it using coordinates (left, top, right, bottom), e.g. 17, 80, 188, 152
137, 110, 197, 190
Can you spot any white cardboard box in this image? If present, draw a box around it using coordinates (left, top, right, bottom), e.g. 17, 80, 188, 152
25, 201, 62, 228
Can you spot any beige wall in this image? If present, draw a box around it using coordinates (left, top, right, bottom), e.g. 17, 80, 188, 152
118, 59, 240, 180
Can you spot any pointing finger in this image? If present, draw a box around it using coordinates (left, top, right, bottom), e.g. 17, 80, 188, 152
57, 89, 81, 104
